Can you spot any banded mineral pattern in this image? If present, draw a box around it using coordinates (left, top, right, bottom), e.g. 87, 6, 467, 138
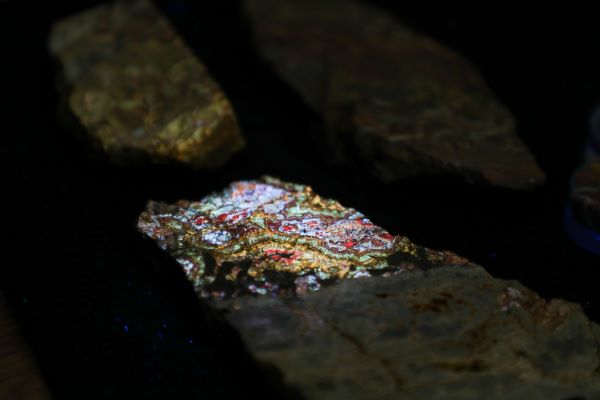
137, 177, 468, 297
572, 161, 600, 233
49, 0, 244, 167
245, 0, 545, 189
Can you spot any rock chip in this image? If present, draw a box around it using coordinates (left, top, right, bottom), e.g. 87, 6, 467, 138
49, 0, 244, 167
245, 0, 544, 189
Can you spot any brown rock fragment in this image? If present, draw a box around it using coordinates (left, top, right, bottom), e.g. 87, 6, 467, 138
0, 296, 51, 400
49, 0, 244, 167
245, 0, 544, 189
221, 266, 600, 400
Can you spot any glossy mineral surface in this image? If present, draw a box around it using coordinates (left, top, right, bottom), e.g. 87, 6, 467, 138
245, 0, 544, 189
138, 177, 466, 297
49, 0, 243, 167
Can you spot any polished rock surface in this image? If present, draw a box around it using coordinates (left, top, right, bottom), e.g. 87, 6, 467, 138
49, 0, 243, 167
245, 0, 544, 189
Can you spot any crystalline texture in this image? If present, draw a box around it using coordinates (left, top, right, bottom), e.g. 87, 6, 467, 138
137, 177, 466, 297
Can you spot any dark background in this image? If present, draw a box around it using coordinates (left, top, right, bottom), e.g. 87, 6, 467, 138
2, 1, 600, 398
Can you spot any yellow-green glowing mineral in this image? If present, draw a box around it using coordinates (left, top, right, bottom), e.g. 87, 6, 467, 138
49, 0, 244, 167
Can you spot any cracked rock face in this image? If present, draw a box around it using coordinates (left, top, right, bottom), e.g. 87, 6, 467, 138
138, 178, 600, 399
224, 265, 600, 400
572, 161, 600, 233
245, 0, 545, 189
49, 0, 244, 167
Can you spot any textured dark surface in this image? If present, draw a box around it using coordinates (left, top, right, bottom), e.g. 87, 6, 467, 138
245, 0, 545, 189
3, 1, 600, 399
222, 265, 600, 399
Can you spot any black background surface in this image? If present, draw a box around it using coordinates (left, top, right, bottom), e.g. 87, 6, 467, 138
2, 1, 600, 398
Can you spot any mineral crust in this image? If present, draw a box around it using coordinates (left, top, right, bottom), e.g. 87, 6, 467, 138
137, 177, 467, 298
572, 161, 600, 233
245, 0, 545, 189
49, 0, 243, 167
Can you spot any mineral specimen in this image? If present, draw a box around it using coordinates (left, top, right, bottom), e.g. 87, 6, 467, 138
137, 177, 466, 298
49, 0, 243, 167
572, 161, 600, 233
138, 178, 600, 399
245, 0, 545, 189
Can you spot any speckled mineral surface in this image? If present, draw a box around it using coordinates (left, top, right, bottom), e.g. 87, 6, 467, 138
572, 161, 600, 233
49, 0, 243, 167
138, 178, 600, 399
226, 265, 600, 400
138, 177, 467, 298
245, 0, 545, 189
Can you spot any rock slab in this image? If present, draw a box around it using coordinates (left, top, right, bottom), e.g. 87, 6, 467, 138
49, 0, 244, 167
223, 265, 600, 400
245, 0, 544, 189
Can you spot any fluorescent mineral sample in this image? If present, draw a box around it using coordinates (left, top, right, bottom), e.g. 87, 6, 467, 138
49, 0, 244, 167
137, 177, 466, 297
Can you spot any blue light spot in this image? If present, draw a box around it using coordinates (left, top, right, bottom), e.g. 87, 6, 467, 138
157, 332, 164, 340
124, 324, 129, 333
564, 206, 600, 255
162, 322, 167, 328
188, 338, 194, 344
